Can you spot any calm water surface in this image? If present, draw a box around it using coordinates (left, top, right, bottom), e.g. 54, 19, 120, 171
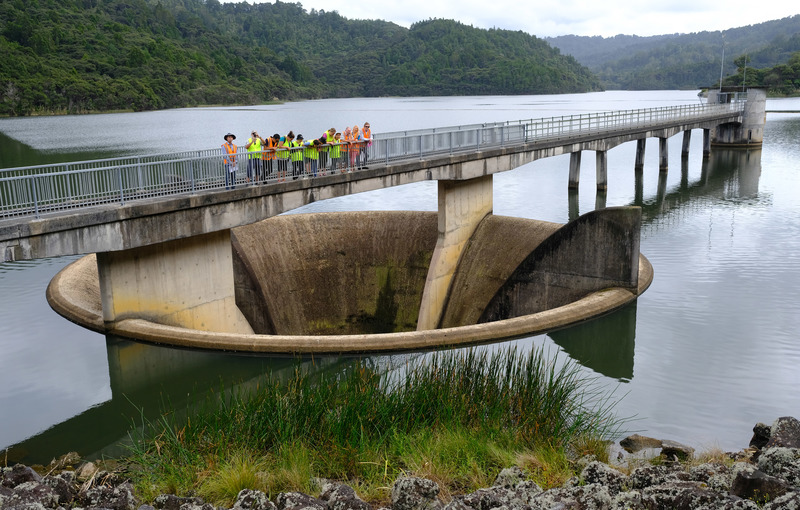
2, 91, 800, 464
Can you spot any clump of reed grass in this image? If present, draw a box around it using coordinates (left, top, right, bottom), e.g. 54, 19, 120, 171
127, 346, 622, 506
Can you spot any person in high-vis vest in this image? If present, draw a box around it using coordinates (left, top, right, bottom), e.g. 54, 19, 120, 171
303, 139, 321, 177
351, 125, 361, 169
261, 133, 279, 181
360, 122, 372, 169
245, 131, 263, 184
318, 127, 335, 174
277, 131, 294, 182
342, 126, 355, 171
291, 134, 305, 179
221, 132, 238, 190
330, 132, 342, 173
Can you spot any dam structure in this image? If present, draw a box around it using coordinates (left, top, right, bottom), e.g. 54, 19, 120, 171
1, 89, 766, 352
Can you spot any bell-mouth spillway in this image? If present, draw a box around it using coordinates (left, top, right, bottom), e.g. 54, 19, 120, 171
46, 210, 653, 353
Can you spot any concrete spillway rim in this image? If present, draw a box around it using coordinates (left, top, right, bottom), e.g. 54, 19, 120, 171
47, 253, 653, 354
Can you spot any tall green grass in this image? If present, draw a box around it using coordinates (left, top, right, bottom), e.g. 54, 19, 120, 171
127, 346, 622, 506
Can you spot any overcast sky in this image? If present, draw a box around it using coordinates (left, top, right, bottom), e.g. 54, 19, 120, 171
259, 0, 798, 38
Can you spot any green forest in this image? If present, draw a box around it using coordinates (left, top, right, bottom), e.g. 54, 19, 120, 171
0, 0, 600, 116
546, 15, 800, 93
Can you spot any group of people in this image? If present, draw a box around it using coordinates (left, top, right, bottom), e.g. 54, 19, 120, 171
221, 123, 372, 189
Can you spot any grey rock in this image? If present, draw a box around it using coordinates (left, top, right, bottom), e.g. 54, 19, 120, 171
766, 417, 800, 449
451, 487, 504, 510
391, 478, 440, 510
79, 481, 139, 510
757, 446, 800, 485
730, 468, 791, 504
47, 452, 82, 472
318, 483, 371, 510
139, 505, 157, 510
7, 481, 60, 509
641, 480, 744, 510
660, 440, 695, 461
276, 492, 327, 510
763, 491, 800, 509
42, 474, 77, 506
233, 489, 276, 510
492, 467, 526, 489
153, 494, 205, 510
619, 434, 662, 453
579, 461, 627, 496
750, 422, 771, 449
627, 465, 674, 490
529, 483, 612, 510
610, 490, 645, 510
2, 465, 43, 488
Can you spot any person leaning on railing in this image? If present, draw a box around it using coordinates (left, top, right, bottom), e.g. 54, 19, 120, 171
245, 131, 263, 184
221, 132, 238, 190
261, 133, 280, 182
330, 132, 343, 173
290, 134, 304, 179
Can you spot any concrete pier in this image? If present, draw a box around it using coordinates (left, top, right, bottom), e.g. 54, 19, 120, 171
417, 175, 493, 331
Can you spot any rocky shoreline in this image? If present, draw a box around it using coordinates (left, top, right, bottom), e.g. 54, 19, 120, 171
3, 417, 800, 510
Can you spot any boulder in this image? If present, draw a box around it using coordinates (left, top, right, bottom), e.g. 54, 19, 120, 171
749, 423, 771, 449
529, 483, 613, 509
756, 446, 800, 485
619, 434, 662, 453
233, 489, 277, 510
660, 440, 695, 461
765, 417, 800, 449
579, 461, 628, 496
730, 468, 791, 504
319, 483, 372, 510
153, 494, 206, 510
391, 477, 440, 510
276, 491, 327, 510
79, 481, 139, 510
641, 480, 747, 509
1, 464, 42, 488
492, 467, 527, 489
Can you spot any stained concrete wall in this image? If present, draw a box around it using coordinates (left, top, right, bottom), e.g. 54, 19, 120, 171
480, 207, 641, 323
231, 211, 437, 335
417, 176, 493, 331
439, 215, 562, 328
95, 230, 253, 334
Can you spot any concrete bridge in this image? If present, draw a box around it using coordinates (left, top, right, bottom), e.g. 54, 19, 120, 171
0, 88, 764, 339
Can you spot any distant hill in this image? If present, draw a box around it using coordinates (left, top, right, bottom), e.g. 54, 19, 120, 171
0, 0, 601, 116
546, 15, 800, 90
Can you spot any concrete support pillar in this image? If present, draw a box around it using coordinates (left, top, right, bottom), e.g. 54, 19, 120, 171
659, 137, 668, 172
634, 139, 646, 170
96, 230, 254, 334
596, 151, 607, 191
568, 151, 581, 189
417, 175, 493, 331
681, 130, 692, 157
703, 129, 711, 158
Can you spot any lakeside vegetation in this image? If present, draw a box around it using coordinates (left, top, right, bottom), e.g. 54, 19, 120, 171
0, 0, 600, 116
546, 15, 800, 93
127, 347, 621, 506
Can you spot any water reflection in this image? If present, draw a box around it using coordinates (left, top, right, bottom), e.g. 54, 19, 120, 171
633, 148, 762, 223
5, 336, 358, 465
548, 302, 637, 382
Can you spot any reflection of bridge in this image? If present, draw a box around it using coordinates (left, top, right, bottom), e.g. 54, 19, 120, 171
0, 91, 764, 340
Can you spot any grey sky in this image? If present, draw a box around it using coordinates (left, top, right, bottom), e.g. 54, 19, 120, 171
255, 0, 798, 37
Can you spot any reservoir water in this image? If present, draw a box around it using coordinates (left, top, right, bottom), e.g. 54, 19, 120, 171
2, 91, 800, 465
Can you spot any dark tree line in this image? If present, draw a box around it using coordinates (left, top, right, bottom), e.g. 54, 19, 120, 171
0, 0, 601, 116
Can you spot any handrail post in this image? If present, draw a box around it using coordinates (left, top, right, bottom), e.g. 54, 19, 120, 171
117, 167, 125, 205
189, 160, 196, 194
31, 176, 40, 219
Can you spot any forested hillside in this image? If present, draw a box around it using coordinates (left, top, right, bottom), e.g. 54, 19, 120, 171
0, 0, 601, 116
546, 15, 800, 90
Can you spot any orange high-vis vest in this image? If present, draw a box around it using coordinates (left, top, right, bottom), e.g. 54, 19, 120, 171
262, 137, 277, 160
223, 142, 237, 164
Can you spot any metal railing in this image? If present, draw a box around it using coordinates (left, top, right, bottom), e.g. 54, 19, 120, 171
1, 102, 743, 220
